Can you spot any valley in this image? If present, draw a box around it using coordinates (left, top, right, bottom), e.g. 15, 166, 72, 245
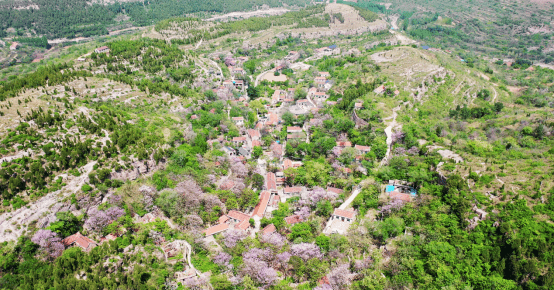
0, 2, 553, 290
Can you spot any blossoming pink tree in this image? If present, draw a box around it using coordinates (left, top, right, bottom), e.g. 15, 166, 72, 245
31, 229, 65, 259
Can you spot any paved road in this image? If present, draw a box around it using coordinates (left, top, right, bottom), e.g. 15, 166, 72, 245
338, 187, 361, 210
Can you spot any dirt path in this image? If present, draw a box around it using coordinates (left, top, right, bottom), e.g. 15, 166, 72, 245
380, 106, 402, 167
491, 87, 498, 103
195, 39, 203, 50
205, 58, 223, 85
389, 15, 399, 30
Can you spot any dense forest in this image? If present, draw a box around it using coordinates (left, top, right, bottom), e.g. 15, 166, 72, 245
0, 0, 312, 39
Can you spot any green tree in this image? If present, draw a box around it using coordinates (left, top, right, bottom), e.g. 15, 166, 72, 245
315, 234, 330, 252
48, 212, 82, 238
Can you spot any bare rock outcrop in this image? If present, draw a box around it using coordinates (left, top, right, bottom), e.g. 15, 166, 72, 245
110, 159, 165, 181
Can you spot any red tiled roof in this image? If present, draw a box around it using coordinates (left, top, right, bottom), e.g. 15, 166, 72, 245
284, 187, 302, 194
285, 215, 302, 225
266, 172, 276, 190
327, 187, 343, 195
262, 224, 276, 235
270, 142, 283, 157
227, 210, 250, 221
235, 219, 250, 231
191, 115, 198, 120
96, 46, 109, 51
333, 208, 355, 219
232, 117, 244, 121
267, 112, 278, 126
355, 144, 371, 151
355, 102, 363, 108
247, 129, 261, 138
252, 140, 262, 147
218, 215, 229, 224
283, 159, 293, 170
62, 232, 97, 250
252, 191, 271, 217
233, 137, 246, 142
287, 126, 302, 132
390, 191, 411, 202
336, 141, 352, 147
270, 194, 280, 206
204, 223, 229, 236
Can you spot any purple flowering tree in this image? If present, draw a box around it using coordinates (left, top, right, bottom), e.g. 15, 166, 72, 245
214, 252, 233, 271
290, 243, 323, 261
260, 232, 286, 248
223, 229, 247, 248
301, 187, 337, 207
84, 206, 125, 233
31, 229, 65, 259
332, 146, 342, 157
328, 264, 352, 289
354, 256, 374, 271
378, 199, 405, 218
243, 248, 272, 261
294, 206, 311, 220
407, 146, 420, 155
231, 157, 248, 177
183, 276, 209, 290
275, 251, 291, 272
224, 57, 236, 67
241, 254, 278, 288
